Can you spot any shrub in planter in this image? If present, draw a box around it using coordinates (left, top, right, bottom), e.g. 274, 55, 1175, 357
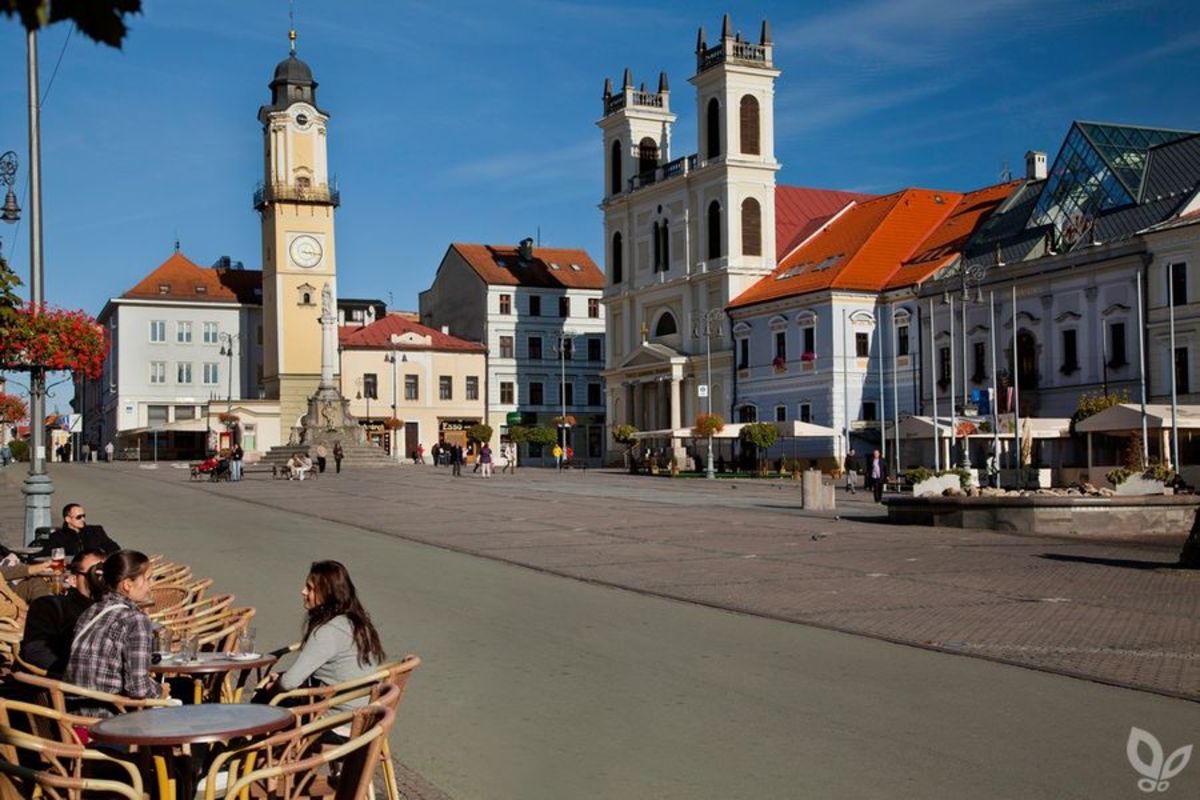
904, 467, 934, 485
1106, 466, 1132, 486
1143, 462, 1174, 484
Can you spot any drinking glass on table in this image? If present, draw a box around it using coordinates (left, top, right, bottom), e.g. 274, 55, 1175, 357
49, 548, 66, 594
153, 628, 172, 660
181, 633, 199, 662
235, 627, 256, 655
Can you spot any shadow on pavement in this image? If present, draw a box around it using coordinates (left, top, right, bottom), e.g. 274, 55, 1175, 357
1039, 553, 1180, 571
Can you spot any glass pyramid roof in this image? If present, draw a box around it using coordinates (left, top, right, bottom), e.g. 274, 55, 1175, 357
1030, 122, 1194, 244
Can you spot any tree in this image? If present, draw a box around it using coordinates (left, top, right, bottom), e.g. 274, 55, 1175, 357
691, 413, 725, 439
507, 426, 530, 445
740, 422, 778, 475
0, 392, 26, 425
526, 426, 558, 447
1070, 389, 1128, 433
2, 0, 142, 49
611, 424, 638, 446
466, 423, 493, 446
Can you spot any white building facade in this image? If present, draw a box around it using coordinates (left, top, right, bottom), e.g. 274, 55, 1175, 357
419, 240, 608, 464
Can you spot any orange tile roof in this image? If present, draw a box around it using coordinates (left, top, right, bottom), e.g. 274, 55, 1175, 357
339, 313, 485, 353
451, 243, 604, 289
730, 182, 1021, 309
775, 185, 876, 258
121, 252, 262, 304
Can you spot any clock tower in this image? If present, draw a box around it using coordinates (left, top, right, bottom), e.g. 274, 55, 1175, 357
256, 39, 339, 427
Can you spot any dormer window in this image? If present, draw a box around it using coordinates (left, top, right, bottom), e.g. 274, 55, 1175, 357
158, 284, 170, 294
195, 285, 207, 295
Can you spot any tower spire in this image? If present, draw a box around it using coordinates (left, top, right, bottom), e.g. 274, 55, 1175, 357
721, 13, 732, 40
288, 0, 297, 54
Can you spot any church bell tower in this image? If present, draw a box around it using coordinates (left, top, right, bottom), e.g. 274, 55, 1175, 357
257, 31, 339, 427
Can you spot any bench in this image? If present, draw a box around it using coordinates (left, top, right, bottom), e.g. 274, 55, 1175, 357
270, 464, 320, 480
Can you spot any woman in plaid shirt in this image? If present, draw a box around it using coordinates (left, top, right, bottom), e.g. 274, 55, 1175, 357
65, 550, 162, 712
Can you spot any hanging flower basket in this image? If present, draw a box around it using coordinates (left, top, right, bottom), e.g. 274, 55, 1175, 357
553, 415, 577, 428
0, 392, 27, 424
218, 412, 240, 426
692, 412, 726, 439
0, 304, 108, 379
382, 417, 402, 430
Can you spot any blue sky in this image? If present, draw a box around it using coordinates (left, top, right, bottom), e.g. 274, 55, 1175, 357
0, 0, 1196, 320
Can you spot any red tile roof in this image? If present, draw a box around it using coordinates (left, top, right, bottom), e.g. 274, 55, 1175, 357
775, 185, 876, 258
450, 243, 604, 289
121, 252, 262, 304
731, 182, 1021, 310
339, 313, 485, 353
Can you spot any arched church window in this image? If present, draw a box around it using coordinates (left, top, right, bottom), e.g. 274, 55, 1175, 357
296, 176, 311, 189
707, 201, 722, 260
742, 197, 762, 256
706, 98, 721, 159
611, 231, 623, 284
638, 138, 659, 177
302, 292, 312, 305
654, 312, 678, 337
610, 139, 622, 196
740, 95, 760, 155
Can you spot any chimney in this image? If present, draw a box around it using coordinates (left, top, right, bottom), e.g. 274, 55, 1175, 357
518, 237, 534, 262
1025, 150, 1047, 181
441, 325, 450, 335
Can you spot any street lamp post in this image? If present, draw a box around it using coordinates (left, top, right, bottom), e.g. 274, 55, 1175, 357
384, 350, 407, 462
947, 263, 986, 469
218, 333, 241, 412
690, 308, 725, 479
554, 332, 576, 471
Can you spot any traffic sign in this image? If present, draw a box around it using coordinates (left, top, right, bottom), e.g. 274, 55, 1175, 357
698, 384, 709, 398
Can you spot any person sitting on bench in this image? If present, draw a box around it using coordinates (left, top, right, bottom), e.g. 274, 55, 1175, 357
288, 453, 313, 481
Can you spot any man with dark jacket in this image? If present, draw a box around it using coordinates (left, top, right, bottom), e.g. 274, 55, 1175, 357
39, 503, 121, 557
20, 549, 106, 676
865, 448, 889, 503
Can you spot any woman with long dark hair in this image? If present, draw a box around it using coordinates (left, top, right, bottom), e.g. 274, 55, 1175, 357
65, 550, 161, 709
265, 560, 385, 698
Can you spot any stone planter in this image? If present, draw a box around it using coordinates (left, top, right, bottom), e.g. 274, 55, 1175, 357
1113, 476, 1166, 496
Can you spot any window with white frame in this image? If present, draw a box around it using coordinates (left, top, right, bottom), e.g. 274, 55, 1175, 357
176, 362, 192, 384
176, 321, 192, 344
203, 362, 219, 385
149, 320, 166, 343
466, 376, 479, 401
775, 405, 787, 422
149, 361, 166, 384
203, 322, 219, 344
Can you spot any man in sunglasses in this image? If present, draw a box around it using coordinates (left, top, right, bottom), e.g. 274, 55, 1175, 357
39, 503, 121, 557
19, 549, 107, 676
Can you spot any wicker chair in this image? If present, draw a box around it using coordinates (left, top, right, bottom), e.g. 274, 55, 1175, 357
0, 725, 144, 800
223, 703, 395, 800
12, 671, 171, 716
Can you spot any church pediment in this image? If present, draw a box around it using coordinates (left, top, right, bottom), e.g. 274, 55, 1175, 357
619, 342, 682, 369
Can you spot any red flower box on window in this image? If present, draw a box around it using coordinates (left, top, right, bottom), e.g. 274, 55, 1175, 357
800, 351, 817, 363
0, 304, 108, 379
772, 356, 786, 373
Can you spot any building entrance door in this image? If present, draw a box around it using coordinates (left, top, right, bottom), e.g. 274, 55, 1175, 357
405, 422, 419, 460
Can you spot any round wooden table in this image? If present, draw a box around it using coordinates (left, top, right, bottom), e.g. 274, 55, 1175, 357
90, 704, 294, 799
151, 652, 276, 704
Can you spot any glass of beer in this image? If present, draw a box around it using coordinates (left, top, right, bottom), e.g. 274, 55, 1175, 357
49, 547, 66, 574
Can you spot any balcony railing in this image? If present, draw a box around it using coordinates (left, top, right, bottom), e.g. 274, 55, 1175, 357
603, 88, 667, 116
253, 180, 340, 210
697, 40, 771, 72
627, 154, 699, 192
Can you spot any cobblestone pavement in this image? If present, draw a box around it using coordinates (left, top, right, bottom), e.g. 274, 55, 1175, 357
13, 460, 1189, 702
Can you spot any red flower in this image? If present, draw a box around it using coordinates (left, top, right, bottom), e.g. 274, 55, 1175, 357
0, 304, 108, 379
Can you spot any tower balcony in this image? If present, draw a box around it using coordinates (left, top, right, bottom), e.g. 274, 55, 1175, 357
627, 154, 700, 193
696, 38, 772, 73
603, 87, 667, 117
253, 179, 341, 210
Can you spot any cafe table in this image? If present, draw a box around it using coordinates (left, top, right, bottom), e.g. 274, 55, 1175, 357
151, 651, 276, 704
89, 703, 294, 799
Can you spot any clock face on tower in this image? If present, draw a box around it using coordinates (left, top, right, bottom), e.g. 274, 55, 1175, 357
289, 234, 324, 269
292, 106, 313, 130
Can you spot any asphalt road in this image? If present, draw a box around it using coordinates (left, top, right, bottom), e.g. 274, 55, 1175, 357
17, 465, 1200, 799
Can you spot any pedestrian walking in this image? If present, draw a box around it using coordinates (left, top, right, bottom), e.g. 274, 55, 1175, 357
104, 441, 114, 463
866, 448, 888, 503
333, 441, 344, 474
451, 444, 463, 477
81, 442, 91, 463
230, 443, 244, 481
844, 448, 858, 494
316, 443, 328, 473
472, 444, 481, 474
502, 441, 516, 474
431, 442, 441, 468
479, 443, 493, 478
1, 443, 11, 467
417, 443, 425, 464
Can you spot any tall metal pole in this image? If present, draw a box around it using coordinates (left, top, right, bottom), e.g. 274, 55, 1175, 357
22, 30, 51, 546
391, 349, 400, 462
1012, 285, 1022, 477
842, 308, 851, 464
891, 305, 901, 476
1136, 271, 1149, 466
961, 286, 969, 410
1168, 264, 1180, 471
989, 291, 1000, 484
705, 314, 714, 480
928, 297, 939, 471
948, 293, 957, 468
878, 305, 887, 466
